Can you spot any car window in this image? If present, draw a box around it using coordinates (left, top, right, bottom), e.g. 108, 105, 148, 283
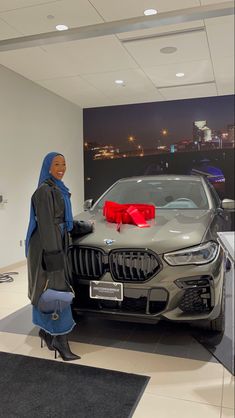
95, 179, 209, 210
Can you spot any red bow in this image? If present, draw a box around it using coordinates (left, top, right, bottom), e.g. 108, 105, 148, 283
103, 201, 155, 231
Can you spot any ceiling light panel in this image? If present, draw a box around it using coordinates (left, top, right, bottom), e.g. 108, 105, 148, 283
37, 75, 111, 108
0, 0, 54, 13
0, 17, 21, 40
124, 31, 211, 67
0, 0, 103, 36
101, 93, 162, 107
212, 55, 234, 95
89, 0, 200, 21
205, 15, 234, 59
82, 68, 162, 97
42, 36, 138, 76
144, 60, 214, 87
82, 68, 163, 106
0, 46, 81, 80
205, 14, 234, 96
159, 82, 217, 100
38, 72, 162, 108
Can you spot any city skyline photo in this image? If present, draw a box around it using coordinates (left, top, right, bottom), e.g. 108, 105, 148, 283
84, 94, 234, 155
84, 94, 234, 205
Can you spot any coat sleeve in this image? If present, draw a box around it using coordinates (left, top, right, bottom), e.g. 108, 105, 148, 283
33, 185, 64, 272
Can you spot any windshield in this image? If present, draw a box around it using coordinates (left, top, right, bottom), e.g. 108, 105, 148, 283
95, 179, 209, 210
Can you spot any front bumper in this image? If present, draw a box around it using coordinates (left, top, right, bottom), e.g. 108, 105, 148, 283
70, 246, 225, 324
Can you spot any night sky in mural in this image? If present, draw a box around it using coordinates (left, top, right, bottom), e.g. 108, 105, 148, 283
84, 95, 234, 150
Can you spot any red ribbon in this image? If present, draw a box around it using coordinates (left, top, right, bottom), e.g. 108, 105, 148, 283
103, 201, 155, 231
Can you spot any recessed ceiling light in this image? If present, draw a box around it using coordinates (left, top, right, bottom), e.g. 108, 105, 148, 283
160, 46, 177, 54
56, 24, 69, 31
115, 80, 125, 85
176, 72, 185, 77
144, 9, 157, 16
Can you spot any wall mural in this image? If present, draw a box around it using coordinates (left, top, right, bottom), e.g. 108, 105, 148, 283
83, 95, 234, 204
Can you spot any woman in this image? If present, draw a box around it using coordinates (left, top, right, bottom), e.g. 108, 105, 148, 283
26, 152, 92, 361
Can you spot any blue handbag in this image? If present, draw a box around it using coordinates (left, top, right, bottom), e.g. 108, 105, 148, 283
37, 289, 74, 320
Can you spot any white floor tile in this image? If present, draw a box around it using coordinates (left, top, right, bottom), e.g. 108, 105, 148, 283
69, 345, 223, 406
132, 393, 221, 418
12, 334, 57, 361
221, 408, 235, 418
0, 307, 18, 320
145, 355, 224, 407
222, 369, 235, 409
63, 342, 224, 406
0, 331, 31, 353
0, 291, 29, 309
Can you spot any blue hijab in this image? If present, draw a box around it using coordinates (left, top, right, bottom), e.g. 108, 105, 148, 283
25, 152, 73, 256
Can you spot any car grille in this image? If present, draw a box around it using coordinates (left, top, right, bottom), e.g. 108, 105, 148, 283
69, 247, 106, 279
70, 246, 161, 282
110, 250, 161, 282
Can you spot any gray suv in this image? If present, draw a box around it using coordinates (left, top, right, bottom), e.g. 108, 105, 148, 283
70, 175, 235, 332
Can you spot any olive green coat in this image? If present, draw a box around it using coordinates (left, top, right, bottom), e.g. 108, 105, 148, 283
27, 179, 71, 306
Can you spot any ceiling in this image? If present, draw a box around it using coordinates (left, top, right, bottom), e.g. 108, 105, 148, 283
0, 0, 234, 108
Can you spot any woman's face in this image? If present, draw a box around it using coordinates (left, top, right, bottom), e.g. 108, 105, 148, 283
50, 155, 66, 180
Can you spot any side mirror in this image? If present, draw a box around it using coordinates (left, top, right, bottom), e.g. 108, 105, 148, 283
83, 199, 94, 211
221, 199, 235, 211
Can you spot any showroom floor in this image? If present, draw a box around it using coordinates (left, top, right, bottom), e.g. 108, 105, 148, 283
0, 264, 234, 418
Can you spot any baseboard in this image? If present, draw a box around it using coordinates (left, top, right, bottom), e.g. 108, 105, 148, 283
0, 260, 26, 273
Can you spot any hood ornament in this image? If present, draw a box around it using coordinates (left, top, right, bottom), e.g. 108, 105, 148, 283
104, 239, 115, 245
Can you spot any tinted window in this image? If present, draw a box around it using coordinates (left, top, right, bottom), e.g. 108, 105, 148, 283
95, 179, 209, 210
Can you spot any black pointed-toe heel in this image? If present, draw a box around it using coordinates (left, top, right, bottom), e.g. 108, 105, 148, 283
52, 335, 81, 361
39, 329, 54, 351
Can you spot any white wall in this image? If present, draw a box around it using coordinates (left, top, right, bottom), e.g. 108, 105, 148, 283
0, 64, 84, 268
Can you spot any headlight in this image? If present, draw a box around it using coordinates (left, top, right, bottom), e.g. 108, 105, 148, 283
164, 241, 218, 266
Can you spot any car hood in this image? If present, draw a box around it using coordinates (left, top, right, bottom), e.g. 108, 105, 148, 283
73, 209, 214, 254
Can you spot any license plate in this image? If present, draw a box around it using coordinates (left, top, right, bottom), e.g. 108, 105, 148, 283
90, 281, 123, 301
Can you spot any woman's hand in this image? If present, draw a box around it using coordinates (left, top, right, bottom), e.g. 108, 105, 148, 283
70, 220, 94, 237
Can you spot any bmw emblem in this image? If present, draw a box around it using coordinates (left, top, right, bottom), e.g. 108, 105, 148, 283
104, 239, 115, 245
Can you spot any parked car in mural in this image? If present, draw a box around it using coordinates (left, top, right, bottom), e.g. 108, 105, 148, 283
70, 175, 235, 332
190, 159, 225, 197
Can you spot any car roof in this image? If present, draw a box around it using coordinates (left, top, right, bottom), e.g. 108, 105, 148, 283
118, 175, 204, 183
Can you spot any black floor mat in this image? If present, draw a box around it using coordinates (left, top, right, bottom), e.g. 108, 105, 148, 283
0, 351, 149, 418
